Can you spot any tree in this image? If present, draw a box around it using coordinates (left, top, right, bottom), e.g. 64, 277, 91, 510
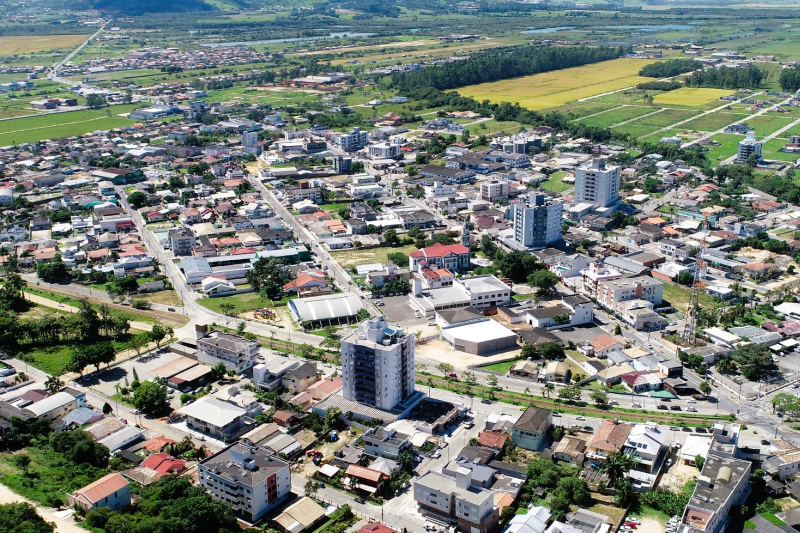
356, 308, 371, 321
732, 343, 775, 381
305, 478, 318, 498
590, 389, 609, 407
614, 323, 622, 335
552, 426, 565, 441
695, 455, 705, 470
127, 333, 150, 357
540, 342, 565, 360
127, 191, 148, 208
0, 502, 55, 533
149, 323, 173, 350
384, 229, 400, 246
495, 251, 544, 283
247, 257, 292, 298
773, 393, 800, 415
12, 453, 31, 475
66, 348, 91, 377
102, 402, 113, 415
557, 386, 581, 401
299, 343, 314, 358
436, 363, 454, 378
36, 254, 69, 282
614, 477, 633, 506
699, 381, 712, 396
486, 374, 498, 388
219, 302, 236, 316
544, 382, 555, 398
521, 342, 540, 360
44, 374, 62, 395
555, 476, 590, 505
527, 270, 558, 295
601, 452, 635, 487
132, 380, 169, 415
85, 94, 107, 109
325, 407, 342, 430
716, 357, 736, 374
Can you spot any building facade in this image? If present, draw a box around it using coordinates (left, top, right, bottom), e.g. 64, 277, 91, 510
197, 331, 260, 373
512, 193, 563, 249
341, 317, 415, 410
574, 158, 621, 210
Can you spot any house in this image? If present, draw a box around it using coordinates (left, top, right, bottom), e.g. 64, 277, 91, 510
586, 419, 632, 460
507, 507, 551, 533
624, 422, 666, 475
178, 396, 246, 439
510, 360, 539, 379
363, 427, 411, 459
620, 371, 663, 393
552, 437, 587, 465
544, 361, 571, 384
579, 334, 624, 358
478, 430, 511, 450
275, 497, 327, 533
68, 473, 130, 512
409, 243, 471, 272
273, 409, 299, 427
511, 407, 552, 452
283, 271, 328, 293
282, 361, 318, 394
345, 464, 389, 495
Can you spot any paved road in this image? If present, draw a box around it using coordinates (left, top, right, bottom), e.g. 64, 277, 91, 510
48, 21, 110, 85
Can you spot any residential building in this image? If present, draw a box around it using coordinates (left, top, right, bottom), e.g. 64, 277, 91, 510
335, 128, 369, 151
511, 407, 552, 451
179, 396, 247, 438
596, 276, 664, 312
197, 331, 259, 373
368, 143, 401, 159
341, 317, 415, 410
365, 264, 411, 288
363, 427, 412, 459
586, 419, 632, 460
68, 473, 130, 512
544, 361, 571, 383
285, 187, 323, 203
253, 356, 300, 391
346, 464, 389, 495
414, 471, 499, 533
281, 361, 318, 394
624, 422, 666, 474
574, 158, 621, 212
511, 193, 564, 249
481, 180, 509, 202
580, 262, 623, 299
275, 497, 327, 533
199, 441, 292, 522
736, 131, 762, 164
680, 455, 751, 533
169, 227, 195, 256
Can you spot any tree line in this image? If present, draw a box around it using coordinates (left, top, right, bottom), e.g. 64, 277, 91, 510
780, 67, 800, 93
638, 59, 698, 78
389, 45, 627, 92
685, 65, 765, 89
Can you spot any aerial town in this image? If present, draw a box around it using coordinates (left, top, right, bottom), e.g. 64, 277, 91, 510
4, 2, 800, 533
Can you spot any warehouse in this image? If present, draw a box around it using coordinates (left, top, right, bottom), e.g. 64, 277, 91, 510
288, 293, 363, 328
440, 318, 518, 355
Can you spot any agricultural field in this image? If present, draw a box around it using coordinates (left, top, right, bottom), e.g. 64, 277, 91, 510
457, 58, 659, 111
0, 104, 139, 146
576, 105, 655, 128
611, 108, 697, 138
651, 88, 734, 106
0, 34, 88, 55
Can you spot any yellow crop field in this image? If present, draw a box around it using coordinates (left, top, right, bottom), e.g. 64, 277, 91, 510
457, 58, 659, 110
652, 87, 734, 106
0, 35, 88, 55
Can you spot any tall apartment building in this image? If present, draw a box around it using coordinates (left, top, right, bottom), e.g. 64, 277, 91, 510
198, 441, 291, 522
242, 131, 261, 156
335, 127, 369, 151
680, 454, 751, 533
480, 180, 509, 202
574, 158, 621, 211
168, 227, 195, 256
196, 327, 260, 373
341, 317, 415, 410
736, 131, 762, 164
511, 193, 563, 249
414, 471, 499, 533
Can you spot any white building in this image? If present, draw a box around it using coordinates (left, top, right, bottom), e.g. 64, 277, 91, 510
736, 131, 762, 164
424, 181, 458, 200
574, 158, 621, 212
341, 317, 415, 411
480, 180, 509, 202
197, 330, 260, 373
334, 127, 369, 151
580, 262, 624, 299
596, 276, 663, 312
511, 193, 563, 249
25, 392, 77, 421
199, 442, 292, 522
680, 455, 751, 533
368, 142, 401, 159
414, 471, 498, 533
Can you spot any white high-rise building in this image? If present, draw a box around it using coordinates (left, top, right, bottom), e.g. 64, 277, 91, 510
574, 158, 621, 210
512, 193, 563, 249
341, 317, 415, 410
736, 131, 762, 163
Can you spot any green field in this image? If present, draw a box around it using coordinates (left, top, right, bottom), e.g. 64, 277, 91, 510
577, 105, 655, 128
540, 171, 572, 193
612, 108, 697, 138
705, 134, 743, 163
481, 360, 519, 374
197, 292, 290, 315
331, 244, 417, 269
651, 87, 734, 106
747, 115, 797, 137
763, 138, 800, 162
0, 104, 139, 145
679, 111, 744, 133
458, 58, 659, 110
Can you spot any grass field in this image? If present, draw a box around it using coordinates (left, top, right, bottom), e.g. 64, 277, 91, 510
481, 360, 519, 374
651, 87, 734, 106
0, 34, 89, 55
197, 292, 289, 315
540, 171, 572, 193
331, 244, 417, 269
457, 58, 659, 111
612, 108, 697, 138
577, 105, 655, 128
679, 111, 744, 133
0, 104, 139, 145
747, 115, 796, 137
705, 134, 745, 163
763, 138, 800, 162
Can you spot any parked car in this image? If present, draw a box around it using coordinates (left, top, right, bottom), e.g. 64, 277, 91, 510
762, 439, 772, 445
168, 307, 176, 312
355, 497, 365, 504
687, 407, 697, 412
670, 405, 681, 411
657, 405, 668, 410
576, 415, 585, 421
481, 399, 492, 404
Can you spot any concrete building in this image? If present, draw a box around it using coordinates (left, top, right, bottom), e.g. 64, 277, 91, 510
169, 227, 195, 256
414, 471, 499, 533
580, 262, 624, 299
574, 158, 621, 212
511, 407, 552, 451
480, 180, 509, 202
736, 131, 762, 164
25, 392, 77, 421
363, 426, 412, 459
680, 455, 752, 533
341, 317, 415, 411
335, 128, 369, 151
179, 396, 247, 438
197, 330, 260, 373
199, 441, 292, 522
511, 193, 563, 249
368, 143, 401, 159
409, 243, 471, 272
596, 276, 664, 313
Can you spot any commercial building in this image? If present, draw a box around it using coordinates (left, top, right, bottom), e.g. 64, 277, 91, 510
512, 407, 552, 451
197, 330, 259, 373
410, 243, 471, 272
736, 131, 762, 164
179, 396, 247, 439
480, 180, 509, 202
199, 441, 292, 522
288, 292, 364, 328
341, 317, 415, 411
414, 471, 499, 533
25, 392, 77, 421
511, 193, 563, 249
574, 158, 621, 213
440, 318, 518, 355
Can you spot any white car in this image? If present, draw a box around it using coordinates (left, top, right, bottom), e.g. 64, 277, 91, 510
576, 415, 585, 421
687, 399, 697, 404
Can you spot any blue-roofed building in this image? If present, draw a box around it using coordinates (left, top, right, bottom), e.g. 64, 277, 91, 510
57, 407, 104, 430
180, 256, 212, 284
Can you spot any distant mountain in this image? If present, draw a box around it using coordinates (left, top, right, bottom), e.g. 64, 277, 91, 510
93, 0, 215, 15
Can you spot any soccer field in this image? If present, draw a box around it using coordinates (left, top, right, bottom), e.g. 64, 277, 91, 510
457, 58, 659, 110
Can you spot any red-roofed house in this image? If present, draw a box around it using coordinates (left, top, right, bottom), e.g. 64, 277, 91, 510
478, 430, 511, 450
410, 243, 470, 272
142, 436, 176, 453
284, 272, 328, 293
620, 371, 663, 393
307, 377, 343, 401
68, 473, 131, 512
580, 334, 624, 358
345, 465, 389, 494
359, 523, 396, 533
140, 453, 186, 475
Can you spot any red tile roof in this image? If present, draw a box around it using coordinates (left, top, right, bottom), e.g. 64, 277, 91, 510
346, 464, 388, 483
410, 243, 469, 259
478, 430, 510, 449
141, 453, 186, 474
72, 473, 128, 505
142, 437, 176, 452
360, 524, 396, 533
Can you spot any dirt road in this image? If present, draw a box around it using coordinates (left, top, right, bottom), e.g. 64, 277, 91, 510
0, 483, 84, 533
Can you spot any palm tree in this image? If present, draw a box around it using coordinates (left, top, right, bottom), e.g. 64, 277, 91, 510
544, 383, 555, 398
601, 452, 636, 488
44, 374, 63, 395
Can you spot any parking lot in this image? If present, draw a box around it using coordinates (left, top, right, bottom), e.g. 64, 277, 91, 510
376, 294, 422, 322
552, 324, 608, 345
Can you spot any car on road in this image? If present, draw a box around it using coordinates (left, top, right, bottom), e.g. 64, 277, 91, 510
481, 399, 492, 404
657, 405, 668, 410
130, 409, 140, 415
670, 405, 681, 411
464, 421, 474, 429
687, 399, 696, 403
354, 498, 365, 504
632, 403, 641, 408
168, 307, 176, 312
375, 301, 384, 306
576, 415, 585, 421
687, 407, 697, 412
552, 412, 561, 417
762, 439, 772, 445
695, 427, 708, 433
670, 426, 678, 431
666, 458, 673, 467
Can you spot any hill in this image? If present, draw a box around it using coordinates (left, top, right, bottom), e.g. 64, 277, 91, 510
93, 0, 215, 14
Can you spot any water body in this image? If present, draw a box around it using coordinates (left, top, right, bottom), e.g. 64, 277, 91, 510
521, 26, 576, 34
605, 24, 696, 32
201, 32, 375, 47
